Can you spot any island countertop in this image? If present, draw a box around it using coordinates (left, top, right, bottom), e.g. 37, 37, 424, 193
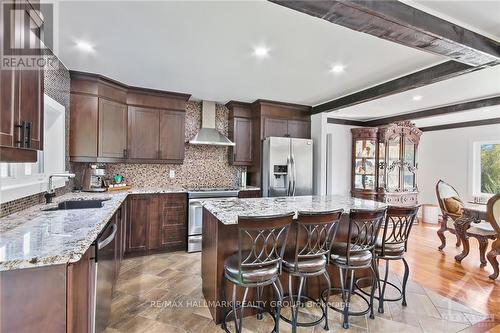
201, 195, 388, 225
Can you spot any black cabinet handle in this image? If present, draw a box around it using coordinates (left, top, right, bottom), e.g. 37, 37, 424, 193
25, 122, 32, 148
123, 149, 128, 158
14, 121, 27, 148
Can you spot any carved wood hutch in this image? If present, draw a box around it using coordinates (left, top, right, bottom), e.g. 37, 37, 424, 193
351, 121, 422, 206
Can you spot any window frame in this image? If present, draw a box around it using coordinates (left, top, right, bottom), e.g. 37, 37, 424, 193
472, 139, 500, 198
0, 94, 67, 203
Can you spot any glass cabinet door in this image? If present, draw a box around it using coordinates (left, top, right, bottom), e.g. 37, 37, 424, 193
354, 139, 376, 190
386, 137, 401, 191
403, 137, 416, 190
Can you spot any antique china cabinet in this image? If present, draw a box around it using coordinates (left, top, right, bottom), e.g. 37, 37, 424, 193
351, 121, 422, 205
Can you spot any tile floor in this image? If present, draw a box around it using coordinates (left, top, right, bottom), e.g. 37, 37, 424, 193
105, 251, 493, 333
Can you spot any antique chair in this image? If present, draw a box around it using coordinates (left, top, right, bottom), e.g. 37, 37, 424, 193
436, 180, 497, 266
486, 194, 500, 280
436, 180, 463, 250
281, 209, 343, 332
222, 212, 294, 333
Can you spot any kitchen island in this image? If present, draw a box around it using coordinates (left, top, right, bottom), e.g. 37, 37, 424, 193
201, 195, 387, 323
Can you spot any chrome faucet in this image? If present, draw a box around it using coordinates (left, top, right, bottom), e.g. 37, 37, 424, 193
45, 173, 75, 203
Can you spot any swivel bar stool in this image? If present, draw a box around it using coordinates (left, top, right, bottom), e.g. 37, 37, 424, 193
321, 207, 386, 329
222, 212, 294, 333
373, 205, 420, 314
281, 209, 343, 332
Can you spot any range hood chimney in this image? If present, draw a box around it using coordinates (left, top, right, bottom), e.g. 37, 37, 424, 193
189, 101, 235, 146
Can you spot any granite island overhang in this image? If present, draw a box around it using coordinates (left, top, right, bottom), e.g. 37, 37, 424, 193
200, 195, 388, 323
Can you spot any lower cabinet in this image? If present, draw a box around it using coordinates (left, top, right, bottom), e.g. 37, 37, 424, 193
126, 193, 188, 255
238, 189, 261, 198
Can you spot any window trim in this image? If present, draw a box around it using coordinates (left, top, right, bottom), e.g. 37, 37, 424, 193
0, 94, 67, 204
471, 139, 500, 198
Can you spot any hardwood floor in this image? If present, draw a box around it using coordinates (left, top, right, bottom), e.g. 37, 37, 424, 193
390, 222, 500, 317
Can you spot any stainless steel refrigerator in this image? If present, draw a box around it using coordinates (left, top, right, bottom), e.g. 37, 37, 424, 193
262, 137, 313, 197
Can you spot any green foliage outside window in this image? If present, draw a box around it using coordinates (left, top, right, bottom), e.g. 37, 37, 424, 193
481, 144, 500, 194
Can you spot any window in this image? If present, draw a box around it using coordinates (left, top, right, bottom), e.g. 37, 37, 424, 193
473, 141, 500, 196
0, 95, 66, 203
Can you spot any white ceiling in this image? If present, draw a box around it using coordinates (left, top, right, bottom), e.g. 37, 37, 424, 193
413, 106, 500, 127
50, 0, 500, 128
330, 65, 500, 120
52, 0, 443, 105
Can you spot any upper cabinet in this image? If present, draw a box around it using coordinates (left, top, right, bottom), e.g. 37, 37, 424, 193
226, 101, 253, 166
0, 2, 44, 162
69, 72, 190, 163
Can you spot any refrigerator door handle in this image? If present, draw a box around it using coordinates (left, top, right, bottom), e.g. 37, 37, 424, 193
291, 154, 297, 196
286, 155, 292, 196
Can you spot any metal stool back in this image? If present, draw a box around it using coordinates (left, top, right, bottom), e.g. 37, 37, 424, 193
375, 205, 420, 313
283, 209, 343, 332
223, 212, 294, 333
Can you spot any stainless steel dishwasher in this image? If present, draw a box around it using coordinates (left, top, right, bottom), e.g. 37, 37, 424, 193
93, 221, 118, 333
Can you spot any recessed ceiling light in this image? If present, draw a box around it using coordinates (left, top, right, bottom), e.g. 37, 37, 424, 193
75, 40, 95, 53
253, 46, 270, 58
412, 95, 422, 101
329, 64, 345, 74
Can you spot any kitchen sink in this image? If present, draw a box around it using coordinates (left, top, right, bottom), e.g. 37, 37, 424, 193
43, 198, 111, 211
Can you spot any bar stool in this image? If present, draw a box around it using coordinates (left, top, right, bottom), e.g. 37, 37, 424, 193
280, 209, 343, 332
373, 205, 420, 314
222, 212, 294, 333
321, 208, 386, 329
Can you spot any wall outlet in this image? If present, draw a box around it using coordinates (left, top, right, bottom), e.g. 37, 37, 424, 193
169, 169, 176, 179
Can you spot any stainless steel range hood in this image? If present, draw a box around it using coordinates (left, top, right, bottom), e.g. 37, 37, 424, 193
189, 101, 235, 146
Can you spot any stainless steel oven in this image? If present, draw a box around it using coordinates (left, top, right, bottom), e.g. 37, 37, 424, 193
187, 189, 239, 252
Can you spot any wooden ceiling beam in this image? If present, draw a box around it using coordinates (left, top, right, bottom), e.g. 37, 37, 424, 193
269, 0, 500, 66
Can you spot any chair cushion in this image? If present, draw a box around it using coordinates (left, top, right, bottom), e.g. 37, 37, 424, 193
468, 221, 496, 237
330, 242, 372, 267
224, 252, 279, 284
444, 197, 464, 216
375, 236, 405, 257
282, 254, 326, 273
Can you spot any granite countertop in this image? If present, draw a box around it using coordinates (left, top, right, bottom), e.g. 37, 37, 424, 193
0, 187, 185, 272
201, 195, 388, 225
0, 186, 261, 272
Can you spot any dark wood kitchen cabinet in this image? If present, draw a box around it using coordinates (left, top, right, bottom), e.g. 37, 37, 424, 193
99, 98, 127, 159
126, 193, 187, 256
159, 194, 188, 250
263, 118, 288, 138
126, 195, 150, 253
226, 101, 254, 166
287, 120, 310, 139
70, 71, 190, 164
127, 106, 160, 160
159, 110, 185, 162
0, 3, 44, 162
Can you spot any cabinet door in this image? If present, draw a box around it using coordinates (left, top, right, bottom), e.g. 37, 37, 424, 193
128, 106, 159, 159
0, 69, 15, 147
67, 247, 92, 333
98, 98, 127, 158
126, 196, 150, 252
263, 118, 288, 138
70, 94, 98, 158
287, 120, 310, 139
159, 110, 185, 162
18, 64, 43, 150
159, 194, 187, 250
232, 117, 253, 165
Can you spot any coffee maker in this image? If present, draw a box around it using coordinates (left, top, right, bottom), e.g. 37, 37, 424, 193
82, 164, 107, 192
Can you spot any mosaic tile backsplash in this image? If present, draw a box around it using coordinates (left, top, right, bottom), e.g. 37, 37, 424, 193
105, 101, 246, 188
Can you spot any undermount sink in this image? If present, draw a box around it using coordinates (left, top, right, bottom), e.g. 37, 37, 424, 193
43, 198, 111, 211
